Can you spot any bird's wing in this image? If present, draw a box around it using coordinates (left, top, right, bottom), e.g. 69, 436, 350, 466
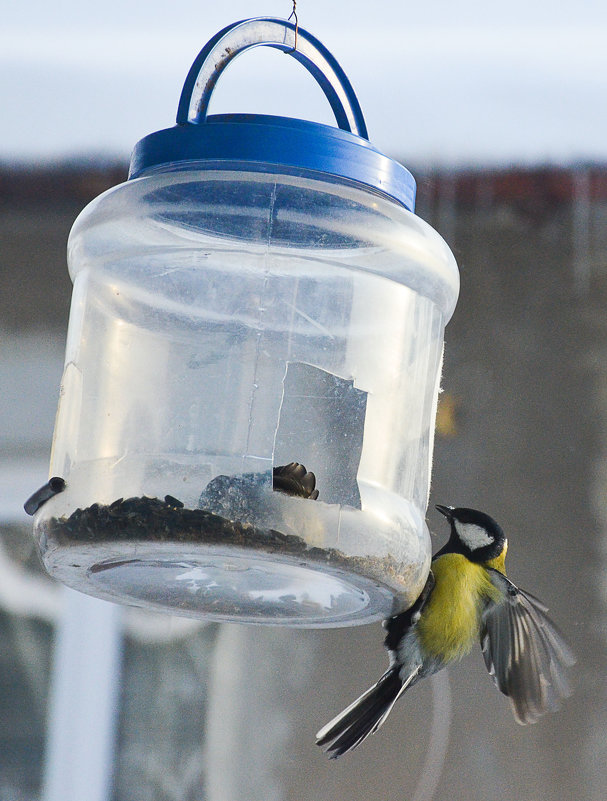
481, 569, 576, 724
384, 570, 435, 653
272, 462, 319, 499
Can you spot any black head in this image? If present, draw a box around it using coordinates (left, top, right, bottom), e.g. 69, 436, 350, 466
435, 505, 506, 562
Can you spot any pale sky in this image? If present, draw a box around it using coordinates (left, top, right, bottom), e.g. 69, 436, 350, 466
2, 0, 607, 165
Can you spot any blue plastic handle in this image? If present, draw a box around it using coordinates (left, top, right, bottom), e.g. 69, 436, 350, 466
176, 17, 369, 140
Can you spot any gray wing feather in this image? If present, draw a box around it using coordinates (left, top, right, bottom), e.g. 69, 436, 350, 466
481, 570, 575, 724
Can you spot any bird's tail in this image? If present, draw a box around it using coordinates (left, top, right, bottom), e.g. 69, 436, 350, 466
315, 666, 407, 758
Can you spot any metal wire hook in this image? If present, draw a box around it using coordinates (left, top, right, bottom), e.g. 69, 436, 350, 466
287, 0, 299, 51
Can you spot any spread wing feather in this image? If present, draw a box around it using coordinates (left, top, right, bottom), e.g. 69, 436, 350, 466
481, 570, 575, 724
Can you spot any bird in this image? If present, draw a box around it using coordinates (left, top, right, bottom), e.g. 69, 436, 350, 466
198, 461, 318, 519
316, 504, 575, 758
272, 462, 319, 500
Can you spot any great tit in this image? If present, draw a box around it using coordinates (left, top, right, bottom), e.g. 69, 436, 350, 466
316, 505, 575, 758
198, 462, 318, 519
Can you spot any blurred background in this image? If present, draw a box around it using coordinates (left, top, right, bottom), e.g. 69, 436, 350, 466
1, 1, 606, 800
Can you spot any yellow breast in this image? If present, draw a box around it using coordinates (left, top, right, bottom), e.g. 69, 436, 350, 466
417, 552, 503, 663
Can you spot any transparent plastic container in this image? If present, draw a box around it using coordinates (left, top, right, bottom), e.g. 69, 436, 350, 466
32, 18, 459, 626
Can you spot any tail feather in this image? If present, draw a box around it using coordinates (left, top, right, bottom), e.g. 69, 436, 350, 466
315, 667, 407, 758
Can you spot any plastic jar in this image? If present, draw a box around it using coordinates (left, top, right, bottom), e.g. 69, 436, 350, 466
31, 18, 459, 626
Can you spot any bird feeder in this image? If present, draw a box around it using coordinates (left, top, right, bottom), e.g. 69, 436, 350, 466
29, 17, 459, 627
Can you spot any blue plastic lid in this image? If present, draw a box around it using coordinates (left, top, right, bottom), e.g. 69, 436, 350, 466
128, 18, 416, 212
129, 113, 416, 211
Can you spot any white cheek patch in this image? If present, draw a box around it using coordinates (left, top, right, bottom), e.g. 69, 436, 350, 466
454, 520, 493, 551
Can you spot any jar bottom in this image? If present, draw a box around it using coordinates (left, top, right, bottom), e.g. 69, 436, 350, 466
41, 541, 405, 627
35, 491, 426, 626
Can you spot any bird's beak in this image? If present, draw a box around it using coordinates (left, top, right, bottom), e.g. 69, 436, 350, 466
435, 504, 454, 519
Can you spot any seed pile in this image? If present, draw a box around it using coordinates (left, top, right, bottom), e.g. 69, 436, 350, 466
43, 494, 411, 594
